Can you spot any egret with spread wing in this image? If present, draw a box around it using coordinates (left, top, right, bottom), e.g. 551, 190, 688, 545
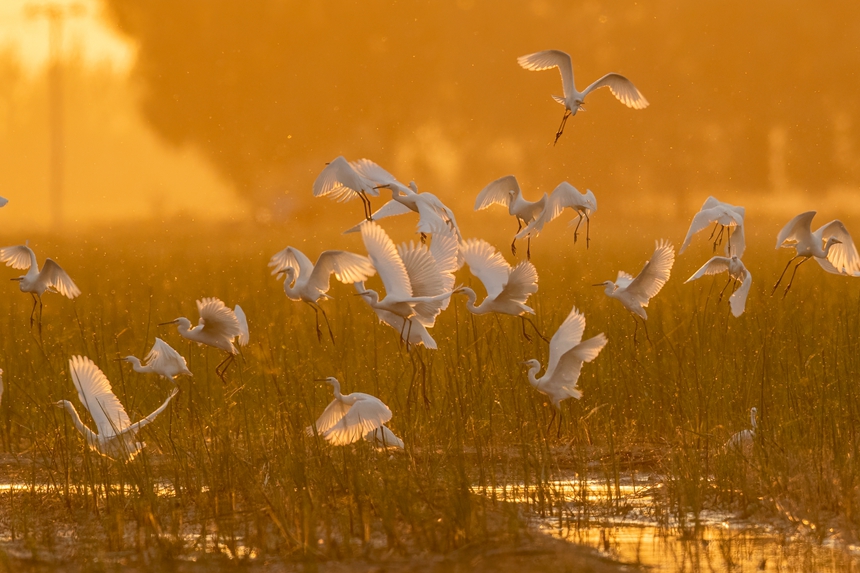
474, 174, 547, 258
306, 377, 392, 446
685, 255, 752, 317
312, 156, 380, 220
120, 337, 192, 381
515, 182, 597, 248
680, 196, 746, 257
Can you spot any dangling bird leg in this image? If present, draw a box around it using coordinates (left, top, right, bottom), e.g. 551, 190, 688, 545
317, 303, 335, 343
37, 296, 44, 336
360, 192, 373, 221
572, 213, 584, 244
585, 212, 591, 249
520, 315, 532, 342
29, 293, 38, 329
782, 257, 810, 298
308, 302, 323, 342
772, 255, 799, 295
641, 317, 654, 347
707, 222, 720, 241
717, 277, 733, 303
526, 236, 532, 260
556, 408, 563, 439
546, 407, 557, 436
420, 233, 427, 244
215, 353, 235, 383
522, 316, 549, 342
511, 219, 523, 256
712, 225, 725, 253
553, 110, 571, 146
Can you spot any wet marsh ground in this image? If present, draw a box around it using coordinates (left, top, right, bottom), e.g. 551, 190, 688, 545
0, 215, 858, 571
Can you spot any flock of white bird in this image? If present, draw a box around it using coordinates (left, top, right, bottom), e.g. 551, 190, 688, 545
1, 50, 859, 460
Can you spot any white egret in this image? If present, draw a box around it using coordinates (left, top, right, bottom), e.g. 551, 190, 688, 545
56, 356, 178, 461
312, 156, 380, 220
726, 407, 757, 452
474, 174, 547, 258
515, 182, 598, 248
517, 49, 649, 145
344, 159, 460, 239
354, 282, 438, 349
306, 377, 392, 446
685, 255, 752, 317
0, 243, 80, 331
456, 238, 543, 340
364, 426, 405, 450
268, 246, 375, 341
595, 240, 675, 321
680, 196, 746, 257
356, 221, 458, 346
120, 337, 193, 381
159, 298, 248, 381
772, 211, 860, 296
522, 305, 607, 409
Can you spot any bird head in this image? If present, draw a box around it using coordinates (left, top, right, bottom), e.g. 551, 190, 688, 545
54, 400, 68, 409
520, 359, 540, 369
314, 376, 338, 386
593, 281, 615, 293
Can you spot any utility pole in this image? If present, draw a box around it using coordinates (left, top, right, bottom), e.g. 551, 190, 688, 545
26, 2, 84, 230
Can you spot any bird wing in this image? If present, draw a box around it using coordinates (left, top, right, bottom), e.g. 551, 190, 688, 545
196, 298, 242, 340
40, 259, 81, 299
545, 333, 608, 398
517, 182, 589, 239
349, 157, 398, 187
625, 240, 675, 306
312, 156, 377, 201
581, 73, 649, 109
728, 222, 746, 258
517, 50, 575, 100
680, 208, 723, 253
397, 240, 444, 324
496, 260, 539, 307
461, 238, 512, 300
815, 220, 860, 275
776, 211, 816, 248
268, 246, 314, 279
308, 250, 376, 293
427, 224, 460, 310
323, 397, 392, 446
0, 244, 36, 270
544, 306, 587, 381
69, 355, 131, 438
144, 337, 188, 373
729, 269, 752, 317
474, 175, 518, 211
309, 399, 350, 436
343, 201, 414, 233
360, 221, 412, 300
684, 256, 731, 283
123, 387, 179, 435
364, 426, 404, 449
615, 271, 635, 289
234, 305, 250, 346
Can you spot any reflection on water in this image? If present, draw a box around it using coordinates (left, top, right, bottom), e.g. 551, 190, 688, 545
475, 474, 860, 572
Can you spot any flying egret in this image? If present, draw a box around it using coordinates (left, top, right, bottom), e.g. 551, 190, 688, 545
159, 298, 248, 381
517, 49, 649, 145
354, 282, 438, 349
56, 356, 178, 461
680, 196, 746, 257
726, 407, 757, 452
772, 211, 860, 296
364, 425, 405, 450
0, 243, 80, 331
595, 240, 675, 320
356, 221, 458, 346
522, 305, 607, 410
343, 159, 461, 239
515, 182, 598, 248
306, 377, 392, 446
685, 255, 752, 317
268, 246, 376, 341
312, 156, 380, 220
474, 174, 547, 258
455, 238, 543, 340
120, 337, 193, 381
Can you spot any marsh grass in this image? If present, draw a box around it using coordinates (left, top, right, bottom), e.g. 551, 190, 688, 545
0, 214, 858, 566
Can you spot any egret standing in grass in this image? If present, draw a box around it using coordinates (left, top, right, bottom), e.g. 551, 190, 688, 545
772, 211, 860, 296
517, 49, 649, 145
120, 338, 193, 382
685, 255, 752, 317
474, 175, 547, 258
515, 182, 598, 248
56, 356, 178, 461
160, 298, 248, 382
306, 377, 393, 446
268, 246, 376, 341
726, 407, 757, 453
312, 156, 380, 220
0, 243, 80, 331
680, 196, 746, 257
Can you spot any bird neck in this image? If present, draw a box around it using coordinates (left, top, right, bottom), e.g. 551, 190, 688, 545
127, 357, 148, 373
750, 409, 757, 430
460, 287, 486, 314
526, 362, 541, 388
61, 402, 99, 444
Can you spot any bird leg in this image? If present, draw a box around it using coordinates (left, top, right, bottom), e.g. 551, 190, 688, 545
215, 353, 235, 383
553, 110, 572, 146
717, 277, 734, 303
712, 225, 725, 253
771, 255, 799, 295
546, 407, 557, 436
782, 257, 810, 298
309, 302, 335, 344
526, 236, 532, 260
707, 222, 720, 241
585, 212, 591, 249
29, 293, 38, 329
572, 213, 583, 244
420, 233, 427, 244
360, 192, 373, 221
511, 219, 523, 256
308, 302, 323, 342
520, 315, 532, 342
521, 316, 550, 342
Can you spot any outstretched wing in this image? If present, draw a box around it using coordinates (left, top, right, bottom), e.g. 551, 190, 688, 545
268, 246, 314, 279
729, 269, 752, 317
496, 260, 538, 307
625, 240, 675, 306
581, 73, 649, 109
427, 224, 459, 311
776, 211, 816, 249
69, 355, 131, 437
144, 337, 189, 375
308, 250, 376, 294
323, 397, 392, 446
234, 305, 249, 346
461, 238, 511, 300
307, 399, 350, 437
517, 50, 575, 100
615, 271, 635, 289
548, 333, 608, 398
196, 298, 242, 341
544, 306, 587, 381
349, 158, 399, 188
41, 259, 81, 299
360, 221, 412, 300
815, 220, 860, 275
474, 175, 519, 211
684, 256, 731, 283
123, 387, 179, 435
0, 244, 36, 270
312, 156, 377, 201
343, 201, 413, 233
517, 182, 592, 239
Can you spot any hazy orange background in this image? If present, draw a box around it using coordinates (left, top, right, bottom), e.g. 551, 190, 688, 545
1, 0, 858, 234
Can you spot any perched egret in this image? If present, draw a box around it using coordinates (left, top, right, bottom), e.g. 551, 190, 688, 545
56, 356, 178, 461
474, 175, 547, 258
680, 196, 746, 257
312, 156, 380, 220
685, 255, 752, 317
364, 425, 405, 450
120, 337, 192, 381
517, 49, 648, 145
595, 240, 675, 321
306, 377, 392, 446
354, 282, 438, 349
772, 211, 860, 296
356, 221, 458, 346
0, 243, 80, 331
515, 182, 598, 248
522, 305, 607, 409
344, 159, 460, 239
726, 407, 757, 452
159, 298, 248, 381
456, 238, 543, 340
268, 246, 375, 341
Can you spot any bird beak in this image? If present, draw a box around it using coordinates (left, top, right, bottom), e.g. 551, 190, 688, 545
353, 291, 369, 296
591, 283, 604, 287
10, 277, 21, 282
158, 319, 179, 326
313, 378, 329, 382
